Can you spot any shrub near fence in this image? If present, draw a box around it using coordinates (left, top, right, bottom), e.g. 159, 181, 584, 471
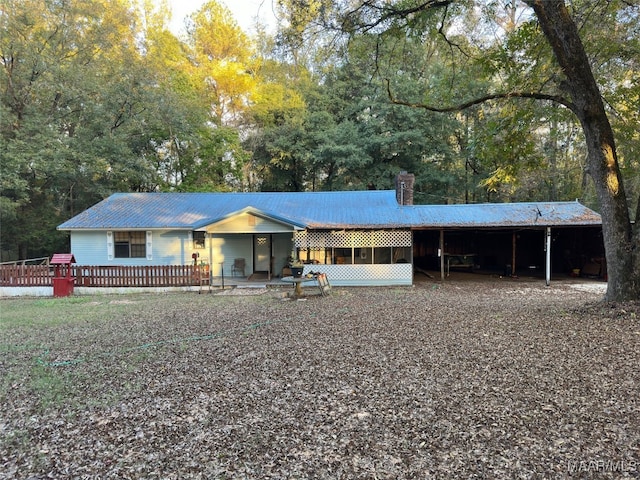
0, 265, 200, 288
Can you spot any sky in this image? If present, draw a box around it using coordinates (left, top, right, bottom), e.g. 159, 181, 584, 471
167, 0, 277, 36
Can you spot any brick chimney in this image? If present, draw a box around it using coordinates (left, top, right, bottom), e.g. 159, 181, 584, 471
395, 171, 414, 205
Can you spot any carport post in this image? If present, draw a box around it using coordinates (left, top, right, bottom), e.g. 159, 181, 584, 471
208, 232, 214, 286
439, 229, 445, 281
545, 227, 552, 286
512, 232, 517, 276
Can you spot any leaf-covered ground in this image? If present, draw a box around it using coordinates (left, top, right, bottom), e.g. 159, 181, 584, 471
1, 279, 639, 479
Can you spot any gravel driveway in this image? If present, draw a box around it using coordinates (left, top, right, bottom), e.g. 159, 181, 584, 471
1, 279, 638, 479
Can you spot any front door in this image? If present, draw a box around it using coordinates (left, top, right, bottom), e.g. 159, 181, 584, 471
254, 235, 271, 274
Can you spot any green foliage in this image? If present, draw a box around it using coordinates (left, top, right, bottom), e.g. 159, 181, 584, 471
2, 0, 638, 261
178, 127, 248, 192
0, 0, 248, 259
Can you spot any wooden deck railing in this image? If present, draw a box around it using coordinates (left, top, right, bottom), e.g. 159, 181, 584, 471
0, 264, 202, 288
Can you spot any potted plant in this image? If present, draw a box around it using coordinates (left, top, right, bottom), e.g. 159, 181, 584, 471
198, 260, 210, 277
289, 258, 304, 278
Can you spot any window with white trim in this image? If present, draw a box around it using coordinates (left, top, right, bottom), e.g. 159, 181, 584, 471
114, 231, 146, 258
193, 231, 206, 249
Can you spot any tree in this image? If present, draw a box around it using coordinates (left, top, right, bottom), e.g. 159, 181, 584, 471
0, 0, 210, 258
524, 0, 638, 301
1, 0, 158, 258
248, 29, 463, 195
187, 1, 257, 127
325, 37, 462, 196
277, 0, 639, 301
242, 43, 313, 191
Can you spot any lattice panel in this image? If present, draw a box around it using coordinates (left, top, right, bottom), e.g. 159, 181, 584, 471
302, 264, 413, 286
374, 230, 412, 247
295, 230, 411, 248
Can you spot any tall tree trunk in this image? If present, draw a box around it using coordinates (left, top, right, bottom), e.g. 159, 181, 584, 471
546, 111, 559, 202
527, 0, 639, 301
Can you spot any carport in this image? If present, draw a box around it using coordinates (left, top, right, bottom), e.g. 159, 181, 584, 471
409, 201, 604, 285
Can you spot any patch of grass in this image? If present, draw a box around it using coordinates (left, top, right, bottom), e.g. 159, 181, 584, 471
122, 345, 159, 370
0, 296, 108, 328
29, 362, 79, 409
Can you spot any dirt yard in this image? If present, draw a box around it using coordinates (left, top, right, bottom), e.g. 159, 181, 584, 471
1, 279, 639, 479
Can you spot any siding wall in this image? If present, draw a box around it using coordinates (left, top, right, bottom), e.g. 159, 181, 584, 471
70, 231, 107, 264
71, 230, 192, 266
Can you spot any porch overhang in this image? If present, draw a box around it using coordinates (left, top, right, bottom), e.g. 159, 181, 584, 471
195, 206, 307, 234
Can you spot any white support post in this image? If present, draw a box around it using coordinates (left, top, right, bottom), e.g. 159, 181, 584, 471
208, 232, 214, 283
545, 227, 552, 286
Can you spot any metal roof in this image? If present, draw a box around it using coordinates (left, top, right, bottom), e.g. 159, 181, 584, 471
57, 191, 407, 230
57, 191, 601, 231
405, 201, 602, 228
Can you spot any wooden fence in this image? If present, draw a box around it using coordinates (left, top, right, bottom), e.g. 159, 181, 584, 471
0, 264, 202, 288
0, 264, 53, 286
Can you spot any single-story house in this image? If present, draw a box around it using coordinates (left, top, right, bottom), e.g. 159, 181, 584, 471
57, 174, 604, 286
